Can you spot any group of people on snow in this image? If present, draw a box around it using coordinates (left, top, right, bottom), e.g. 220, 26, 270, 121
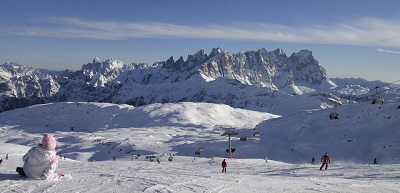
219, 153, 332, 174
313, 153, 378, 170
0, 154, 8, 165
14, 133, 381, 180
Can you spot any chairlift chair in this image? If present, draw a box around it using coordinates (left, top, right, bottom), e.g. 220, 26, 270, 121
372, 86, 384, 104
226, 148, 236, 153
253, 132, 262, 137
329, 112, 339, 120
240, 136, 247, 141
372, 96, 384, 104
221, 131, 228, 136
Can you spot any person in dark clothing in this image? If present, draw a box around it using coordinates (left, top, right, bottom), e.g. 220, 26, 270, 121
373, 158, 378, 164
320, 153, 330, 170
311, 157, 315, 165
16, 167, 26, 176
221, 159, 227, 173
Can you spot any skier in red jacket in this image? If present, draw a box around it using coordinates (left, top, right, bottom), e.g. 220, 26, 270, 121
221, 159, 227, 173
320, 152, 330, 170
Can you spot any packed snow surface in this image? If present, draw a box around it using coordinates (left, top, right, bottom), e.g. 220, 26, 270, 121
0, 101, 399, 192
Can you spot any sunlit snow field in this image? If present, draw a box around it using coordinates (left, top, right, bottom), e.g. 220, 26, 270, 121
1, 101, 399, 192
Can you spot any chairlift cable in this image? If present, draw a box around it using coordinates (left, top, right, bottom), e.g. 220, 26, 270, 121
371, 79, 400, 103
386, 79, 400, 86
384, 80, 400, 91
256, 110, 315, 129
376, 79, 400, 90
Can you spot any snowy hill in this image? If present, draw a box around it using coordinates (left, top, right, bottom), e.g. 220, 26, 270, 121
260, 100, 400, 164
1, 101, 399, 164
0, 102, 277, 162
0, 101, 399, 192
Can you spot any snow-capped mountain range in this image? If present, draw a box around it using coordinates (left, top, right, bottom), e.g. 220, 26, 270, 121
1, 48, 398, 113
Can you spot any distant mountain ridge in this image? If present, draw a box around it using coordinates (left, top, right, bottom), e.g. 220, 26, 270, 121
1, 48, 398, 113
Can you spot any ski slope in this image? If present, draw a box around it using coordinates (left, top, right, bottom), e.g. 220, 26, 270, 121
0, 101, 399, 192
1, 146, 399, 193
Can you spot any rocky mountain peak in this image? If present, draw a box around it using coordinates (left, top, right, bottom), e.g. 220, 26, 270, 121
289, 50, 316, 67
93, 57, 101, 64
82, 58, 124, 73
1, 62, 34, 76
287, 50, 330, 87
209, 47, 222, 58
273, 48, 286, 57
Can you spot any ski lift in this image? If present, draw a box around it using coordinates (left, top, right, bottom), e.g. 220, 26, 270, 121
198, 142, 205, 151
146, 155, 157, 162
226, 148, 236, 153
240, 136, 247, 141
372, 97, 384, 104
221, 131, 228, 136
329, 105, 339, 120
329, 112, 339, 120
372, 86, 384, 104
221, 128, 238, 136
253, 132, 262, 137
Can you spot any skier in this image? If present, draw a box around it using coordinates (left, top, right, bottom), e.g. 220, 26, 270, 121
221, 159, 227, 173
21, 134, 71, 180
319, 153, 330, 170
0, 159, 2, 165
311, 157, 315, 165
373, 158, 378, 165
6, 154, 8, 160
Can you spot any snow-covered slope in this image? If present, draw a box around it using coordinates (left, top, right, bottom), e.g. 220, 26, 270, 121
1, 152, 399, 193
259, 100, 400, 164
1, 101, 398, 164
0, 101, 399, 192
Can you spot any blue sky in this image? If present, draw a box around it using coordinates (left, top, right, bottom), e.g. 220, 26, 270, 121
1, 0, 399, 83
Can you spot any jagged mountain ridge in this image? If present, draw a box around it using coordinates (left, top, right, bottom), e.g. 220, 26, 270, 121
0, 48, 396, 114
78, 48, 333, 89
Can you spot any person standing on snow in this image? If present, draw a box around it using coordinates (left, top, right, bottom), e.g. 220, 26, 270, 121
320, 153, 330, 170
22, 134, 70, 180
221, 159, 227, 173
